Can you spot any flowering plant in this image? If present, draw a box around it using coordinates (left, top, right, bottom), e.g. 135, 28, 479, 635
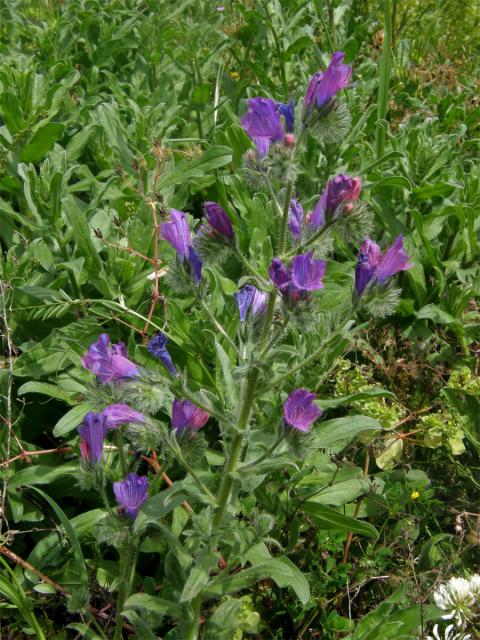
44, 50, 414, 639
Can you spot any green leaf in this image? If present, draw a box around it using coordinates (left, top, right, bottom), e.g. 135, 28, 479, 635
28, 488, 89, 593
29, 509, 104, 568
9, 463, 78, 489
417, 304, 459, 325
180, 553, 218, 602
53, 403, 96, 437
20, 122, 64, 162
18, 381, 75, 404
312, 415, 382, 450
66, 624, 104, 639
301, 503, 379, 539
215, 340, 237, 407
204, 599, 243, 640
123, 593, 183, 620
207, 556, 310, 605
134, 485, 190, 534
317, 390, 394, 410
156, 146, 232, 190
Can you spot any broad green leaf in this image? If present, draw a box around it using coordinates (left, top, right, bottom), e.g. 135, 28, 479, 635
417, 304, 459, 325
18, 381, 75, 404
312, 415, 382, 450
9, 463, 77, 489
53, 403, 96, 437
207, 556, 310, 605
180, 553, 218, 602
20, 122, 64, 162
302, 503, 379, 539
123, 593, 183, 619
134, 485, 190, 534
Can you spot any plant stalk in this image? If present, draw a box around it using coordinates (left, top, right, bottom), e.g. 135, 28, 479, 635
375, 0, 392, 159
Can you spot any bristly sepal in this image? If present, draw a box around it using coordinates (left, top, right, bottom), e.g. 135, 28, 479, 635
307, 101, 351, 144
361, 286, 402, 318
193, 227, 232, 265
122, 377, 171, 416
336, 202, 375, 245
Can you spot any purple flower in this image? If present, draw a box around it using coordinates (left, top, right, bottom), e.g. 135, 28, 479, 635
283, 389, 322, 432
235, 285, 255, 322
172, 399, 209, 433
188, 246, 203, 284
82, 334, 139, 384
291, 252, 327, 291
375, 236, 412, 283
269, 258, 292, 291
355, 236, 412, 295
304, 51, 352, 114
161, 209, 192, 259
203, 202, 234, 241
241, 97, 285, 157
113, 473, 149, 518
308, 175, 362, 231
78, 412, 109, 464
147, 332, 179, 377
161, 210, 203, 284
289, 198, 304, 242
269, 254, 327, 303
235, 285, 268, 321
276, 99, 295, 133
102, 404, 145, 429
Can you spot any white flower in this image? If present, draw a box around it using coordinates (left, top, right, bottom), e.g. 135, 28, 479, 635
468, 573, 480, 600
434, 577, 475, 627
427, 623, 471, 640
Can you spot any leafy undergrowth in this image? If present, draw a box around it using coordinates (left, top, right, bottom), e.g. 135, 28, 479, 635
1, 1, 480, 639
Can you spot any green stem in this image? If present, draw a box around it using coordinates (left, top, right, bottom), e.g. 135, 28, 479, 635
178, 451, 217, 503
184, 595, 202, 640
199, 298, 238, 353
375, 0, 392, 159
113, 537, 137, 640
263, 2, 288, 96
115, 431, 128, 477
271, 320, 355, 388
278, 179, 294, 255
326, 0, 337, 49
211, 367, 260, 531
283, 217, 336, 259
232, 246, 271, 288
239, 434, 284, 471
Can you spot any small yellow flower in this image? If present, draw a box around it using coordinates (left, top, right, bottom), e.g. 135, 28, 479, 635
229, 70, 239, 80
410, 490, 420, 500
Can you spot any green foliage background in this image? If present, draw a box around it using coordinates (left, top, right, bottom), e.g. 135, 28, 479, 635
1, 0, 480, 638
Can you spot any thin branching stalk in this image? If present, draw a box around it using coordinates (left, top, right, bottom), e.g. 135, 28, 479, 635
375, 0, 392, 159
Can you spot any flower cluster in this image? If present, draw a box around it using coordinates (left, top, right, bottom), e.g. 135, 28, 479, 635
79, 333, 211, 518
434, 574, 480, 629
